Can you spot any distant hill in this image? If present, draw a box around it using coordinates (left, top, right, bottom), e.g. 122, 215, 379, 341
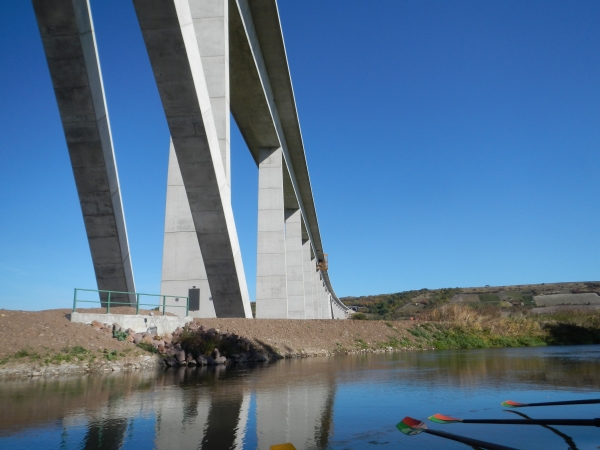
341, 281, 600, 319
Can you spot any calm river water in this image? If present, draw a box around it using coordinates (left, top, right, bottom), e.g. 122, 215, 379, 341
1, 345, 600, 449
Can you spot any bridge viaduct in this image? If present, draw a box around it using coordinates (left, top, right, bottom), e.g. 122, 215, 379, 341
32, 0, 349, 319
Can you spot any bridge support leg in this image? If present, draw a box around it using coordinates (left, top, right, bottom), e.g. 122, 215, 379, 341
133, 0, 251, 318
33, 0, 136, 306
256, 147, 288, 318
161, 142, 216, 317
159, 0, 231, 317
302, 238, 315, 319
319, 278, 327, 319
313, 271, 322, 319
285, 209, 305, 319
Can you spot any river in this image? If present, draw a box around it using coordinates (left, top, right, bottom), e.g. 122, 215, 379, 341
1, 345, 599, 449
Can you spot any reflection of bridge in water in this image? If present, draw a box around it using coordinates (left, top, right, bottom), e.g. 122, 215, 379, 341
4, 349, 600, 449
79, 366, 336, 450
0, 363, 337, 450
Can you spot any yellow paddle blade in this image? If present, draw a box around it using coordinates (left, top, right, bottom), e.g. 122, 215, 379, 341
270, 444, 297, 450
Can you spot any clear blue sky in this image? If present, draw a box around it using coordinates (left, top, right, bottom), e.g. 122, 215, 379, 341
1, 1, 598, 310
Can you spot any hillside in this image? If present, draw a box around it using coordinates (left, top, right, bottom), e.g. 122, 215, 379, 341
341, 281, 600, 320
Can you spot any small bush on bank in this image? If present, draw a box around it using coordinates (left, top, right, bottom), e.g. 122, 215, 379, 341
351, 313, 368, 320
137, 342, 158, 354
180, 330, 220, 357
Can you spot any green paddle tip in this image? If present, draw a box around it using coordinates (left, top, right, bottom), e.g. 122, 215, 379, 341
428, 414, 461, 424
396, 416, 426, 436
501, 400, 524, 408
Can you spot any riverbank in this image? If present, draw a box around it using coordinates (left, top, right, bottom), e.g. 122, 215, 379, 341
2, 305, 600, 379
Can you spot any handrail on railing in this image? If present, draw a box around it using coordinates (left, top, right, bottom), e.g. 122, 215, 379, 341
72, 288, 189, 316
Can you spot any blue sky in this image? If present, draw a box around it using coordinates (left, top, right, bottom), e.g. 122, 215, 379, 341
0, 1, 598, 310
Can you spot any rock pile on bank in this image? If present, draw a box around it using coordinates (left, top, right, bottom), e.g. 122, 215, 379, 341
93, 321, 271, 367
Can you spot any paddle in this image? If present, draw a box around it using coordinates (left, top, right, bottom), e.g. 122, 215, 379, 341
505, 410, 579, 450
501, 399, 600, 408
429, 413, 600, 427
397, 416, 519, 450
270, 444, 296, 450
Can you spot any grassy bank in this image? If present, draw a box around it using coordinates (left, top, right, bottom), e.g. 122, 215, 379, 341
401, 304, 600, 350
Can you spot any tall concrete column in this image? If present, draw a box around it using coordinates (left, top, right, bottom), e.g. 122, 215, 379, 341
33, 0, 135, 305
302, 239, 315, 319
133, 0, 251, 318
326, 292, 333, 319
285, 209, 305, 319
189, 0, 230, 188
313, 271, 322, 319
319, 282, 327, 319
256, 147, 287, 319
161, 142, 216, 317
160, 0, 230, 317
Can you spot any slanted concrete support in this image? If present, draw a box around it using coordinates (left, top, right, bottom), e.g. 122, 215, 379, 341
133, 0, 251, 318
189, 0, 230, 188
160, 0, 230, 317
256, 147, 287, 318
33, 0, 135, 305
285, 209, 305, 319
161, 142, 216, 317
302, 238, 315, 319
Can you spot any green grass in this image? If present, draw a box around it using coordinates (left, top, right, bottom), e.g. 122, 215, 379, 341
355, 338, 369, 350
479, 293, 501, 303
137, 342, 158, 354
1, 346, 98, 366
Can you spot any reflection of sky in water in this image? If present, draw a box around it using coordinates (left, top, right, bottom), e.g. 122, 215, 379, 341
1, 345, 600, 449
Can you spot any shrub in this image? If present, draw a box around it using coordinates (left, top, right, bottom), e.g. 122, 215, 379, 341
351, 313, 368, 320
180, 330, 220, 357
137, 343, 158, 354
113, 329, 129, 341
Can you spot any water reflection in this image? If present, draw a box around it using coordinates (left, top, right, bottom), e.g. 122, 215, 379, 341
1, 346, 600, 449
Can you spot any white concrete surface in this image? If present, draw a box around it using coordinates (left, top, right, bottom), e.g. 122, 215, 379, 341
256, 147, 287, 318
133, 0, 251, 318
33, 0, 136, 305
69, 312, 191, 334
302, 238, 315, 319
285, 209, 305, 319
256, 384, 333, 450
191, 0, 230, 188
161, 142, 216, 318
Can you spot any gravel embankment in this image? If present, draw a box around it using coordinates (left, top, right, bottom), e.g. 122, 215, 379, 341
0, 309, 420, 379
191, 318, 417, 357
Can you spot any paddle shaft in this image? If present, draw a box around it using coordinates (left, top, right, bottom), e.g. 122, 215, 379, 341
513, 399, 600, 408
424, 429, 519, 450
460, 418, 600, 427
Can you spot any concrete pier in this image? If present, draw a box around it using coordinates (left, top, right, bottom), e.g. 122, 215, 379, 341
285, 209, 305, 319
32, 0, 135, 305
256, 147, 288, 319
302, 238, 315, 319
160, 142, 216, 318
133, 0, 251, 318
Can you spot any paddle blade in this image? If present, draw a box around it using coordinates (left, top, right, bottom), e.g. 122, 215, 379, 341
270, 444, 296, 450
397, 416, 427, 436
429, 414, 462, 424
501, 400, 525, 408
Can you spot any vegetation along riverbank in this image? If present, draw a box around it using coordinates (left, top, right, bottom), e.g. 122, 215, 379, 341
1, 298, 600, 379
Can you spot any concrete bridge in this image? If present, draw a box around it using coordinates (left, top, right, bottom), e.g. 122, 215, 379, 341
32, 0, 349, 319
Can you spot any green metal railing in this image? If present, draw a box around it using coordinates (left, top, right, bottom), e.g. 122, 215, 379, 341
72, 288, 189, 316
